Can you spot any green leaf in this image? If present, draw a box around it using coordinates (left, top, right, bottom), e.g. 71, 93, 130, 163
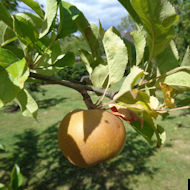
181, 46, 190, 67
114, 66, 144, 100
0, 67, 20, 108
54, 52, 75, 68
157, 125, 166, 145
170, 40, 179, 61
123, 38, 136, 68
0, 183, 6, 190
79, 49, 93, 75
2, 26, 17, 47
17, 13, 43, 29
0, 2, 13, 28
0, 144, 6, 152
131, 0, 179, 57
40, 0, 58, 38
20, 0, 44, 19
6, 58, 29, 89
130, 111, 155, 145
103, 27, 128, 84
0, 48, 19, 68
9, 164, 23, 190
16, 89, 38, 119
0, 21, 7, 45
13, 14, 39, 45
164, 70, 190, 91
3, 45, 24, 59
57, 1, 77, 38
61, 1, 102, 67
91, 64, 108, 88
117, 0, 141, 25
131, 26, 146, 65
99, 21, 105, 39
155, 42, 179, 75
0, 58, 29, 107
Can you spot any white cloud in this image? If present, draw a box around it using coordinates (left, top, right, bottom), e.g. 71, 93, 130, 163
63, 0, 127, 29
35, 0, 128, 29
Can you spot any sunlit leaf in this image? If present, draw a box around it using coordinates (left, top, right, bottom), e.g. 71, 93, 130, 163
91, 64, 108, 88
114, 66, 144, 100
20, 0, 44, 18
131, 26, 146, 65
157, 125, 166, 145
0, 59, 29, 107
181, 46, 190, 67
103, 27, 128, 84
6, 58, 29, 89
79, 49, 93, 75
16, 89, 38, 119
40, 0, 58, 38
0, 183, 6, 190
0, 144, 6, 152
9, 164, 23, 190
164, 71, 190, 91
13, 14, 39, 45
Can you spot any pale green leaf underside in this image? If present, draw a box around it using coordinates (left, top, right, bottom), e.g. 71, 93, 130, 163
181, 46, 190, 67
40, 0, 58, 38
91, 64, 108, 88
131, 27, 146, 65
164, 71, 190, 91
114, 66, 144, 100
103, 27, 128, 84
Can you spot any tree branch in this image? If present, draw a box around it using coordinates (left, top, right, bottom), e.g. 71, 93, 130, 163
29, 72, 116, 100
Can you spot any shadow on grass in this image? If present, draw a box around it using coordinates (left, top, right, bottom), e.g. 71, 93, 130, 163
37, 97, 67, 109
0, 123, 158, 190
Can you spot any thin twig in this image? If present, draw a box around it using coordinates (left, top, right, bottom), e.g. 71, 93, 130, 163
157, 105, 190, 113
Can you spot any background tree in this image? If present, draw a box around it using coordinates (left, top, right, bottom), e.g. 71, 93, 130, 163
170, 0, 190, 58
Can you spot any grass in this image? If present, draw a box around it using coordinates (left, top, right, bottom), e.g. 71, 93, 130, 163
0, 84, 190, 190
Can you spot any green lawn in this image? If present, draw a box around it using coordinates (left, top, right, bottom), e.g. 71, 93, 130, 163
0, 85, 190, 190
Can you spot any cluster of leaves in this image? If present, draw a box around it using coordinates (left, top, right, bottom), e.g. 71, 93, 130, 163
0, 0, 189, 148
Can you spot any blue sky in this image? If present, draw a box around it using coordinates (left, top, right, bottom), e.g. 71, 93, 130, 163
20, 0, 128, 29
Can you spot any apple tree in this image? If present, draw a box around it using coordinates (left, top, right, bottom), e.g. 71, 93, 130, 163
0, 0, 190, 172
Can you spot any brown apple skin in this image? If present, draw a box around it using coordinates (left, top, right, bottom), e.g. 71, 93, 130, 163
58, 109, 126, 168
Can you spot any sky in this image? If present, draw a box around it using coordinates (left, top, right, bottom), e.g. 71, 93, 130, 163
20, 0, 128, 29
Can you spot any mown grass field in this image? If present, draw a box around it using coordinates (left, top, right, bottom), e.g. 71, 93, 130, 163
0, 84, 190, 190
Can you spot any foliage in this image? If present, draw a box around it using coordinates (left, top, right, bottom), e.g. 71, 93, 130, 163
0, 164, 23, 190
0, 0, 190, 150
0, 0, 20, 13
169, 0, 190, 58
